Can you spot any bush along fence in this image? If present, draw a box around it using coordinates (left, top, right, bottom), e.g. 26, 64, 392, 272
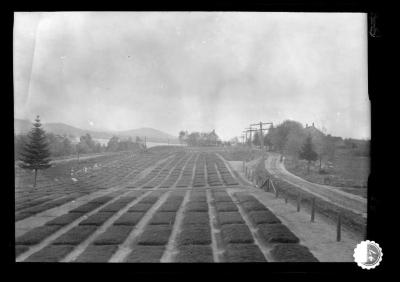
242, 158, 366, 241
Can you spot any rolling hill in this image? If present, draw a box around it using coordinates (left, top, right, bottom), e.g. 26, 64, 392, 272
14, 119, 179, 143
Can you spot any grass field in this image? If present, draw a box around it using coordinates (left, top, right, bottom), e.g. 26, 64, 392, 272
284, 148, 369, 195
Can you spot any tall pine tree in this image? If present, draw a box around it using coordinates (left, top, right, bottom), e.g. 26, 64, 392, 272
299, 135, 318, 174
18, 116, 51, 187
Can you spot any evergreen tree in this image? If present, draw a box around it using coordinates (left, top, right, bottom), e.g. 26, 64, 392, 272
18, 116, 52, 187
299, 135, 318, 174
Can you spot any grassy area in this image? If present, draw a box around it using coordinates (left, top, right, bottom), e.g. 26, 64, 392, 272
15, 146, 181, 190
218, 146, 262, 162
15, 151, 133, 189
284, 148, 369, 195
252, 158, 367, 236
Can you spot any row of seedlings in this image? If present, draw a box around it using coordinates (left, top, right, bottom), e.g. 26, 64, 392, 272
233, 192, 318, 262
15, 151, 131, 194
15, 191, 128, 261
211, 190, 266, 262
124, 192, 185, 262
141, 155, 181, 189
192, 153, 206, 188
73, 191, 163, 262
66, 149, 171, 190
129, 160, 171, 189
16, 194, 88, 222
174, 190, 213, 262
123, 153, 176, 188
19, 190, 163, 262
215, 158, 239, 186
15, 151, 164, 220
205, 153, 223, 187
158, 153, 192, 189
175, 154, 198, 188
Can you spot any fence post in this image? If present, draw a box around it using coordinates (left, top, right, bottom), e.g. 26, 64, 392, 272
311, 197, 316, 222
336, 212, 342, 241
245, 166, 248, 177
297, 194, 301, 212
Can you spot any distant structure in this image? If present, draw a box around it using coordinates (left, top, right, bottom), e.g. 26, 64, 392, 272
209, 129, 219, 146
181, 129, 221, 146
305, 122, 315, 129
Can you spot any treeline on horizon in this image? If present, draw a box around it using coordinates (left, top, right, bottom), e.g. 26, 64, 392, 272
14, 132, 145, 160
14, 118, 369, 161
178, 130, 233, 147
179, 120, 369, 162
241, 120, 370, 162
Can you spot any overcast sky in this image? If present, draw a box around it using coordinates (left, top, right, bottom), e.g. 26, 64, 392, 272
14, 12, 370, 140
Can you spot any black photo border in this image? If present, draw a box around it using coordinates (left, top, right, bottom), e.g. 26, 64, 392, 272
4, 0, 390, 278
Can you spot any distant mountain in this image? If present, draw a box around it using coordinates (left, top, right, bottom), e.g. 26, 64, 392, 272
14, 119, 112, 139
117, 128, 178, 143
14, 119, 32, 134
14, 119, 179, 143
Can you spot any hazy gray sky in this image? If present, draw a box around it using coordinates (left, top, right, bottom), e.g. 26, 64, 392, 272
14, 12, 370, 140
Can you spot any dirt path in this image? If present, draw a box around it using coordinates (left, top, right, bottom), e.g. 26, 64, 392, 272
265, 153, 367, 218
50, 152, 116, 164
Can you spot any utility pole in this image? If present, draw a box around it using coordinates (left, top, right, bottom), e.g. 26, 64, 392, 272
250, 122, 273, 151
244, 127, 258, 147
242, 131, 248, 144
240, 135, 245, 145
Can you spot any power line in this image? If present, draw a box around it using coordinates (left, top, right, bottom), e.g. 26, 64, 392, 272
244, 127, 258, 147
249, 122, 273, 150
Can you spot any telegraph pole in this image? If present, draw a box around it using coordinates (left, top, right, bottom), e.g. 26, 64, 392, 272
244, 127, 257, 147
242, 131, 248, 144
250, 122, 273, 151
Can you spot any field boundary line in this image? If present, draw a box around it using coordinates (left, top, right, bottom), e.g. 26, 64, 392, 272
207, 189, 223, 262
160, 190, 190, 262
109, 190, 171, 262
229, 190, 273, 262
